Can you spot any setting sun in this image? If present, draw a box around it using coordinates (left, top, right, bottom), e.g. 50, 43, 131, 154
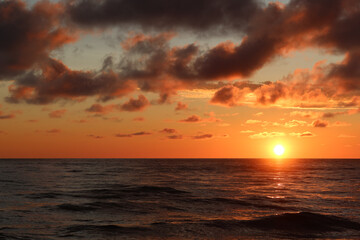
273, 144, 285, 156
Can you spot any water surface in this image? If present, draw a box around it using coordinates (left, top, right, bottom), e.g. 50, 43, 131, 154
0, 158, 359, 239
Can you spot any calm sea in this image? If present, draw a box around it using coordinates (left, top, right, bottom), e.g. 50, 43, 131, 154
0, 158, 360, 239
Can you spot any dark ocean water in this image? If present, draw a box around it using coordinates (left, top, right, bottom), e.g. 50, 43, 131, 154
0, 158, 360, 239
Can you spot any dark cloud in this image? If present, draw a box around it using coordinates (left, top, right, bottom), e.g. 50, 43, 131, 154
49, 109, 67, 118
0, 106, 16, 119
167, 135, 183, 140
191, 134, 213, 140
133, 117, 145, 122
86, 103, 114, 114
87, 134, 103, 139
132, 131, 151, 136
211, 85, 250, 106
0, 113, 15, 119
312, 119, 328, 128
175, 102, 188, 111
6, 58, 137, 104
2, 0, 360, 109
290, 131, 315, 137
327, 52, 360, 92
300, 132, 315, 137
46, 129, 61, 133
0, 0, 76, 80
119, 95, 150, 112
179, 115, 202, 123
115, 133, 132, 138
66, 0, 260, 32
160, 128, 177, 134
115, 131, 151, 137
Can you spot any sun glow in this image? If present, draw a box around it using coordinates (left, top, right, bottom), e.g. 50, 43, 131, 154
273, 144, 285, 156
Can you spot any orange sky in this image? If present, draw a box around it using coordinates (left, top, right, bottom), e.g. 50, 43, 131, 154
0, 0, 359, 158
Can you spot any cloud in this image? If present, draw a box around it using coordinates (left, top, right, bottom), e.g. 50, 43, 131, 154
46, 129, 61, 133
210, 85, 250, 106
312, 119, 328, 128
249, 132, 286, 139
290, 111, 324, 119
179, 114, 221, 123
240, 130, 255, 134
120, 95, 150, 112
3, 0, 360, 109
0, 112, 15, 119
73, 119, 87, 123
245, 119, 262, 124
290, 109, 357, 119
115, 134, 132, 138
133, 117, 145, 122
167, 135, 183, 140
0, 0, 77, 80
175, 102, 188, 111
6, 58, 137, 104
49, 109, 67, 118
132, 131, 152, 136
86, 96, 150, 115
66, 0, 259, 32
160, 128, 177, 134
244, 119, 306, 128
86, 104, 114, 114
191, 134, 213, 140
87, 134, 104, 139
115, 131, 151, 137
289, 131, 315, 137
27, 119, 38, 123
283, 120, 308, 128
254, 112, 264, 116
179, 115, 202, 123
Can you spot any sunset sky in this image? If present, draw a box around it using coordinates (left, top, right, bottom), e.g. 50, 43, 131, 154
0, 0, 359, 158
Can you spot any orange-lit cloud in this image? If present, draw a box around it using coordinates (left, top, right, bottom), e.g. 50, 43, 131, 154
289, 132, 316, 137
46, 129, 61, 134
179, 115, 222, 123
175, 102, 188, 111
312, 120, 328, 128
49, 109, 67, 118
160, 128, 177, 134
249, 132, 286, 139
120, 95, 150, 112
133, 117, 145, 122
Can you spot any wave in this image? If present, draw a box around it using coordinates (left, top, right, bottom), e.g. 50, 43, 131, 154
209, 197, 295, 210
60, 212, 360, 239
179, 197, 297, 211
64, 224, 150, 236
205, 212, 360, 233
57, 201, 152, 214
69, 185, 189, 199
27, 192, 63, 199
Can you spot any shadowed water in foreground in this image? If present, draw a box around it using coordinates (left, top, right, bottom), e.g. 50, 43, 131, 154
0, 158, 359, 239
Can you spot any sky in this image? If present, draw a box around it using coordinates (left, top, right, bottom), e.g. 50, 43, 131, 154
0, 0, 359, 158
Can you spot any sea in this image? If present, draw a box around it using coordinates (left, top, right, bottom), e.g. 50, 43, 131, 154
0, 158, 360, 239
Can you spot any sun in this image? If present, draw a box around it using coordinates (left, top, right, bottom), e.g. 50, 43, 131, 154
273, 144, 285, 156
